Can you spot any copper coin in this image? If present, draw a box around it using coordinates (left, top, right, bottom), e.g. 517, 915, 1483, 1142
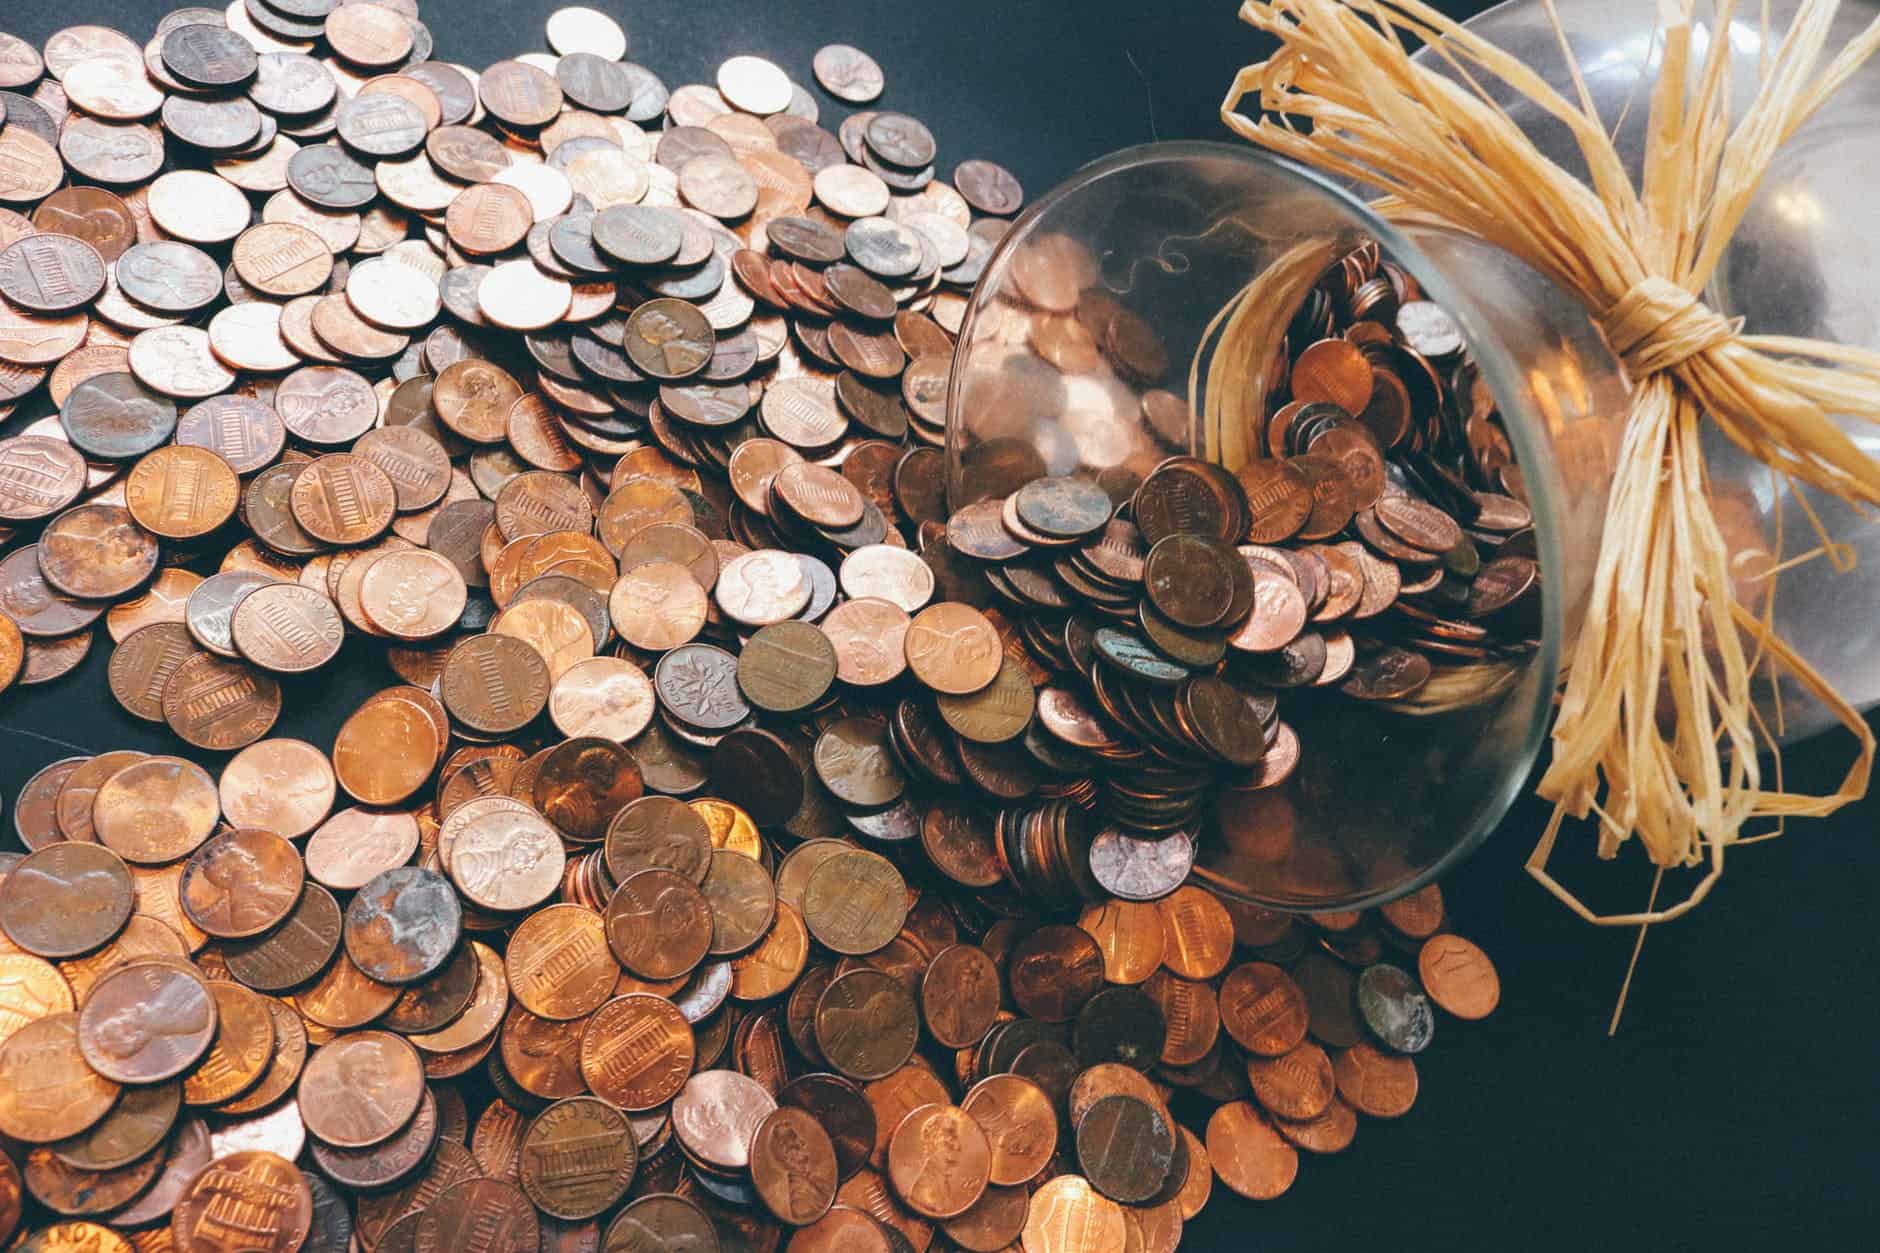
307, 1084, 440, 1193
1218, 962, 1309, 1057
161, 652, 281, 751
604, 797, 713, 891
498, 1006, 586, 1102
1022, 1175, 1126, 1253
447, 802, 564, 913
290, 453, 398, 545
33, 504, 156, 600
814, 968, 917, 1081
0, 1014, 119, 1143
699, 846, 777, 956
75, 959, 216, 1084
47, 1078, 178, 1173
298, 1029, 425, 1149
0, 436, 87, 521
174, 395, 285, 474
179, 827, 303, 939
1417, 934, 1500, 1020
1008, 925, 1104, 1023
172, 1151, 313, 1253
179, 978, 273, 1106
333, 692, 439, 805
919, 944, 1001, 1049
736, 620, 837, 713
124, 446, 241, 539
0, 843, 135, 959
609, 559, 707, 650
822, 597, 909, 687
275, 366, 379, 446
230, 583, 346, 672
222, 883, 343, 994
441, 633, 550, 735
802, 848, 908, 955
534, 736, 641, 842
517, 1096, 637, 1220
577, 992, 693, 1111
603, 868, 711, 980
884, 1102, 990, 1221
1204, 1101, 1298, 1200
506, 904, 617, 1020
414, 1177, 539, 1253
934, 655, 1033, 744
672, 1068, 775, 1171
1246, 1040, 1336, 1122
903, 602, 1001, 695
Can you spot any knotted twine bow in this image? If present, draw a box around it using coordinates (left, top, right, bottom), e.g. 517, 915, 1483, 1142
1221, 0, 1880, 925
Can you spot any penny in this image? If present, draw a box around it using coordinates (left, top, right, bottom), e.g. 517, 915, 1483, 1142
602, 867, 714, 982
173, 1152, 313, 1253
935, 655, 1034, 744
414, 1177, 538, 1253
518, 1096, 637, 1220
442, 632, 550, 734
222, 882, 342, 994
814, 967, 917, 1081
448, 802, 564, 913
506, 904, 616, 1020
1417, 933, 1500, 1020
308, 1084, 440, 1192
601, 802, 705, 893
1332, 1041, 1418, 1118
1247, 1040, 1336, 1121
0, 234, 104, 314
1205, 1101, 1298, 1200
0, 1014, 119, 1143
299, 1029, 425, 1148
576, 991, 693, 1111
231, 583, 346, 671
179, 826, 303, 939
0, 842, 135, 959
47, 1079, 178, 1173
672, 1068, 775, 1171
342, 866, 460, 987
33, 504, 156, 600
75, 959, 216, 1084
331, 694, 437, 805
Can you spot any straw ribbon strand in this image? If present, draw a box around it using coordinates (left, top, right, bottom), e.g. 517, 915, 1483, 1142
1598, 276, 1744, 379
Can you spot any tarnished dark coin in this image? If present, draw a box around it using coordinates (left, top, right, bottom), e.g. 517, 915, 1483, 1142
814, 968, 918, 1081
60, 372, 177, 461
344, 866, 464, 985
1355, 962, 1435, 1054
1075, 1093, 1176, 1204
37, 505, 158, 599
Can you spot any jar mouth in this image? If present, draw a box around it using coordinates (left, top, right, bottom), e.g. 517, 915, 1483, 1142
946, 139, 1568, 911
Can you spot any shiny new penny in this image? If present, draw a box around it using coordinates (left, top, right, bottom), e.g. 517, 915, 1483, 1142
549, 655, 656, 741
577, 992, 694, 1111
888, 1103, 992, 1219
505, 904, 617, 1021
330, 694, 439, 806
75, 960, 216, 1083
448, 802, 564, 912
1023, 1175, 1127, 1253
298, 1030, 425, 1148
672, 1069, 774, 1171
1205, 1101, 1299, 1200
124, 446, 241, 539
1417, 934, 1500, 1020
904, 601, 1002, 694
213, 739, 333, 843
179, 826, 303, 939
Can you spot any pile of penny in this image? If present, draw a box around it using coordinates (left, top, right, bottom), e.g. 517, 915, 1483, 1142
0, 5, 1507, 1253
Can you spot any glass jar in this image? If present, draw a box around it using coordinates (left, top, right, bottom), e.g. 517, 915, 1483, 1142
945, 140, 1630, 911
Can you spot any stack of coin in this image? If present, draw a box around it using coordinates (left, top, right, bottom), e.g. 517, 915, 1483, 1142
0, 6, 1508, 1251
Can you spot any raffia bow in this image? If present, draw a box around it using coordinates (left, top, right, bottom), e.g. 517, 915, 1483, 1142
1221, 0, 1880, 924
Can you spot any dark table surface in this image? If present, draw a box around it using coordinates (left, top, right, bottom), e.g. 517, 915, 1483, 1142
2, 2, 1875, 1249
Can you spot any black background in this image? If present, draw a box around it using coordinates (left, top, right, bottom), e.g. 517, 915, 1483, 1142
3, 2, 1877, 1249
